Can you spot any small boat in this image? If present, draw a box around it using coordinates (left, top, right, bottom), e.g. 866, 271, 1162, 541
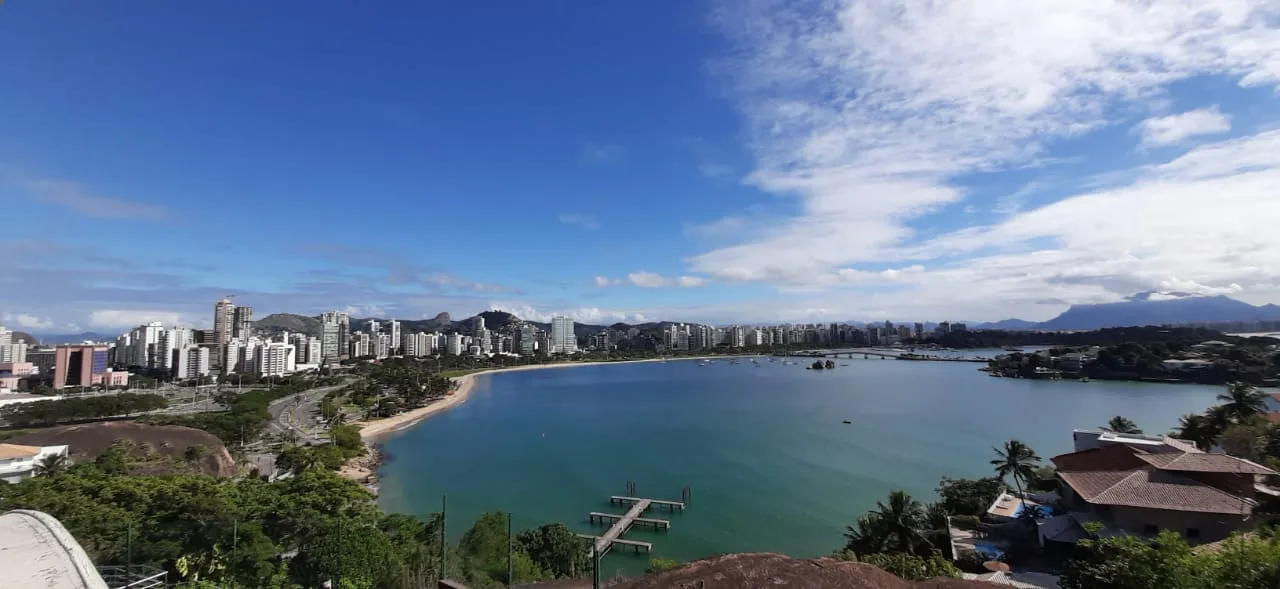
842, 420, 852, 424
1079, 377, 1090, 382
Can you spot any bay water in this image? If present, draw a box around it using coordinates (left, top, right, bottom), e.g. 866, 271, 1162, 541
376, 356, 1221, 575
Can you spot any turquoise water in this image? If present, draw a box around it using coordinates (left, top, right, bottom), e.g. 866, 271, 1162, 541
376, 356, 1220, 575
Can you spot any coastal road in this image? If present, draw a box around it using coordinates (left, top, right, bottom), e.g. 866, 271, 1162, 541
265, 380, 351, 445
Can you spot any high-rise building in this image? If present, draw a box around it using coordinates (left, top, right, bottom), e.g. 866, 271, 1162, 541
224, 339, 245, 374
350, 332, 371, 358
914, 322, 925, 338
254, 342, 295, 377
130, 322, 164, 369
173, 344, 211, 379
388, 320, 401, 354
446, 333, 465, 356
551, 316, 577, 354
375, 334, 391, 359
53, 345, 108, 389
233, 306, 253, 340
0, 327, 27, 364
214, 297, 235, 364
320, 311, 350, 362
366, 319, 379, 335
516, 324, 536, 355
154, 327, 192, 372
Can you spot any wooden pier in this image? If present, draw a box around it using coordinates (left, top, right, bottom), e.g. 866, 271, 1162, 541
581, 486, 691, 557
610, 496, 685, 511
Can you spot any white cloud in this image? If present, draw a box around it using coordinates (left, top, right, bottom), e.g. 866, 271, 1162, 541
593, 276, 620, 287
558, 213, 600, 230
1, 312, 53, 330
626, 271, 709, 288
488, 304, 648, 325
628, 272, 669, 288
680, 0, 1280, 313
1137, 107, 1232, 146
580, 143, 623, 163
87, 309, 188, 329
18, 176, 170, 221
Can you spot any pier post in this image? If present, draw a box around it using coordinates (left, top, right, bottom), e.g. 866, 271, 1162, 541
439, 495, 447, 582
592, 543, 600, 589
506, 512, 512, 588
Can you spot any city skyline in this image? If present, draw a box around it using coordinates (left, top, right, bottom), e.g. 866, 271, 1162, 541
2, 2, 1279, 332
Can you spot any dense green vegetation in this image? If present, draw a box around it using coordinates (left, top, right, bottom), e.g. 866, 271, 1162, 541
146, 389, 287, 446
0, 393, 168, 426
0, 458, 596, 588
989, 336, 1280, 384
1170, 382, 1280, 469
922, 326, 1228, 349
1061, 529, 1280, 589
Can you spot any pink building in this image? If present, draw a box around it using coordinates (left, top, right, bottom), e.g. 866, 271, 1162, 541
0, 362, 36, 376
53, 345, 109, 390
102, 370, 130, 387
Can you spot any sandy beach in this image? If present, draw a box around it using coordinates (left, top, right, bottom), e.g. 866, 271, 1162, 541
355, 356, 734, 440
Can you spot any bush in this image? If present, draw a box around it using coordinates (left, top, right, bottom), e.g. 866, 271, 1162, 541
646, 557, 680, 574
954, 551, 991, 574
936, 477, 1005, 517
856, 552, 961, 580
950, 514, 981, 530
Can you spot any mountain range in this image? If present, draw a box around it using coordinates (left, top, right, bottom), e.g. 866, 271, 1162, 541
12, 293, 1279, 345
976, 293, 1280, 331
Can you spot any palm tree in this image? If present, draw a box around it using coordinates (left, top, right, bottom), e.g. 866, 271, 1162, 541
1216, 382, 1268, 423
843, 513, 889, 554
1172, 413, 1218, 451
1102, 416, 1141, 434
991, 439, 1041, 498
33, 453, 68, 477
871, 490, 930, 554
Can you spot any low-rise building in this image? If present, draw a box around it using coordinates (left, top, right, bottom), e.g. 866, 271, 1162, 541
1048, 442, 1273, 543
0, 444, 70, 484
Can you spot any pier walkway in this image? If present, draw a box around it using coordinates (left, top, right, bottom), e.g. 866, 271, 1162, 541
579, 487, 691, 557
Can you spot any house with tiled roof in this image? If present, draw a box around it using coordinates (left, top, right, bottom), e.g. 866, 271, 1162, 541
1049, 443, 1273, 543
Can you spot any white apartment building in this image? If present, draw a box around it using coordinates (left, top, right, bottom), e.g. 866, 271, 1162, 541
224, 339, 244, 373
154, 327, 192, 372
446, 333, 465, 356
746, 329, 765, 347
350, 332, 371, 358
375, 334, 391, 359
388, 320, 401, 354
173, 344, 211, 379
0, 342, 27, 364
131, 322, 164, 369
551, 316, 577, 354
254, 342, 295, 377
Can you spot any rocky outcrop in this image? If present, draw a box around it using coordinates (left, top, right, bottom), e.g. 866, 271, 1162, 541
8, 422, 236, 476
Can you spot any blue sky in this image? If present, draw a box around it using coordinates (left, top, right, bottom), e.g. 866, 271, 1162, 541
2, 1, 1279, 332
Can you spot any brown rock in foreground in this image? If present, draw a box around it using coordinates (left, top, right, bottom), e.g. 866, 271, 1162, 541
517, 553, 1003, 589
8, 422, 236, 476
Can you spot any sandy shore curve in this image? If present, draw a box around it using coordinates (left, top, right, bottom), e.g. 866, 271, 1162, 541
355, 356, 735, 440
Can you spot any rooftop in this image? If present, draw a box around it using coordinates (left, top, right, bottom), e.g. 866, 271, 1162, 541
1136, 452, 1274, 475
0, 443, 42, 459
0, 510, 108, 589
1058, 469, 1254, 515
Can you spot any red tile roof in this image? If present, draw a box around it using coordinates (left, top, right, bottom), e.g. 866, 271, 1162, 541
1136, 452, 1274, 475
1059, 469, 1255, 515
1051, 445, 1147, 472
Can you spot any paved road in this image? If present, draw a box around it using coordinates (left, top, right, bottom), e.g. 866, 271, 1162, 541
265, 381, 350, 445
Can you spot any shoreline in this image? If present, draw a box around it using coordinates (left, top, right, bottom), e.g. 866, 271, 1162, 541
355, 355, 744, 440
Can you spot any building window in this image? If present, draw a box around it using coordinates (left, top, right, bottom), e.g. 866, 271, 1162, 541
1143, 524, 1158, 535
1186, 528, 1201, 540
